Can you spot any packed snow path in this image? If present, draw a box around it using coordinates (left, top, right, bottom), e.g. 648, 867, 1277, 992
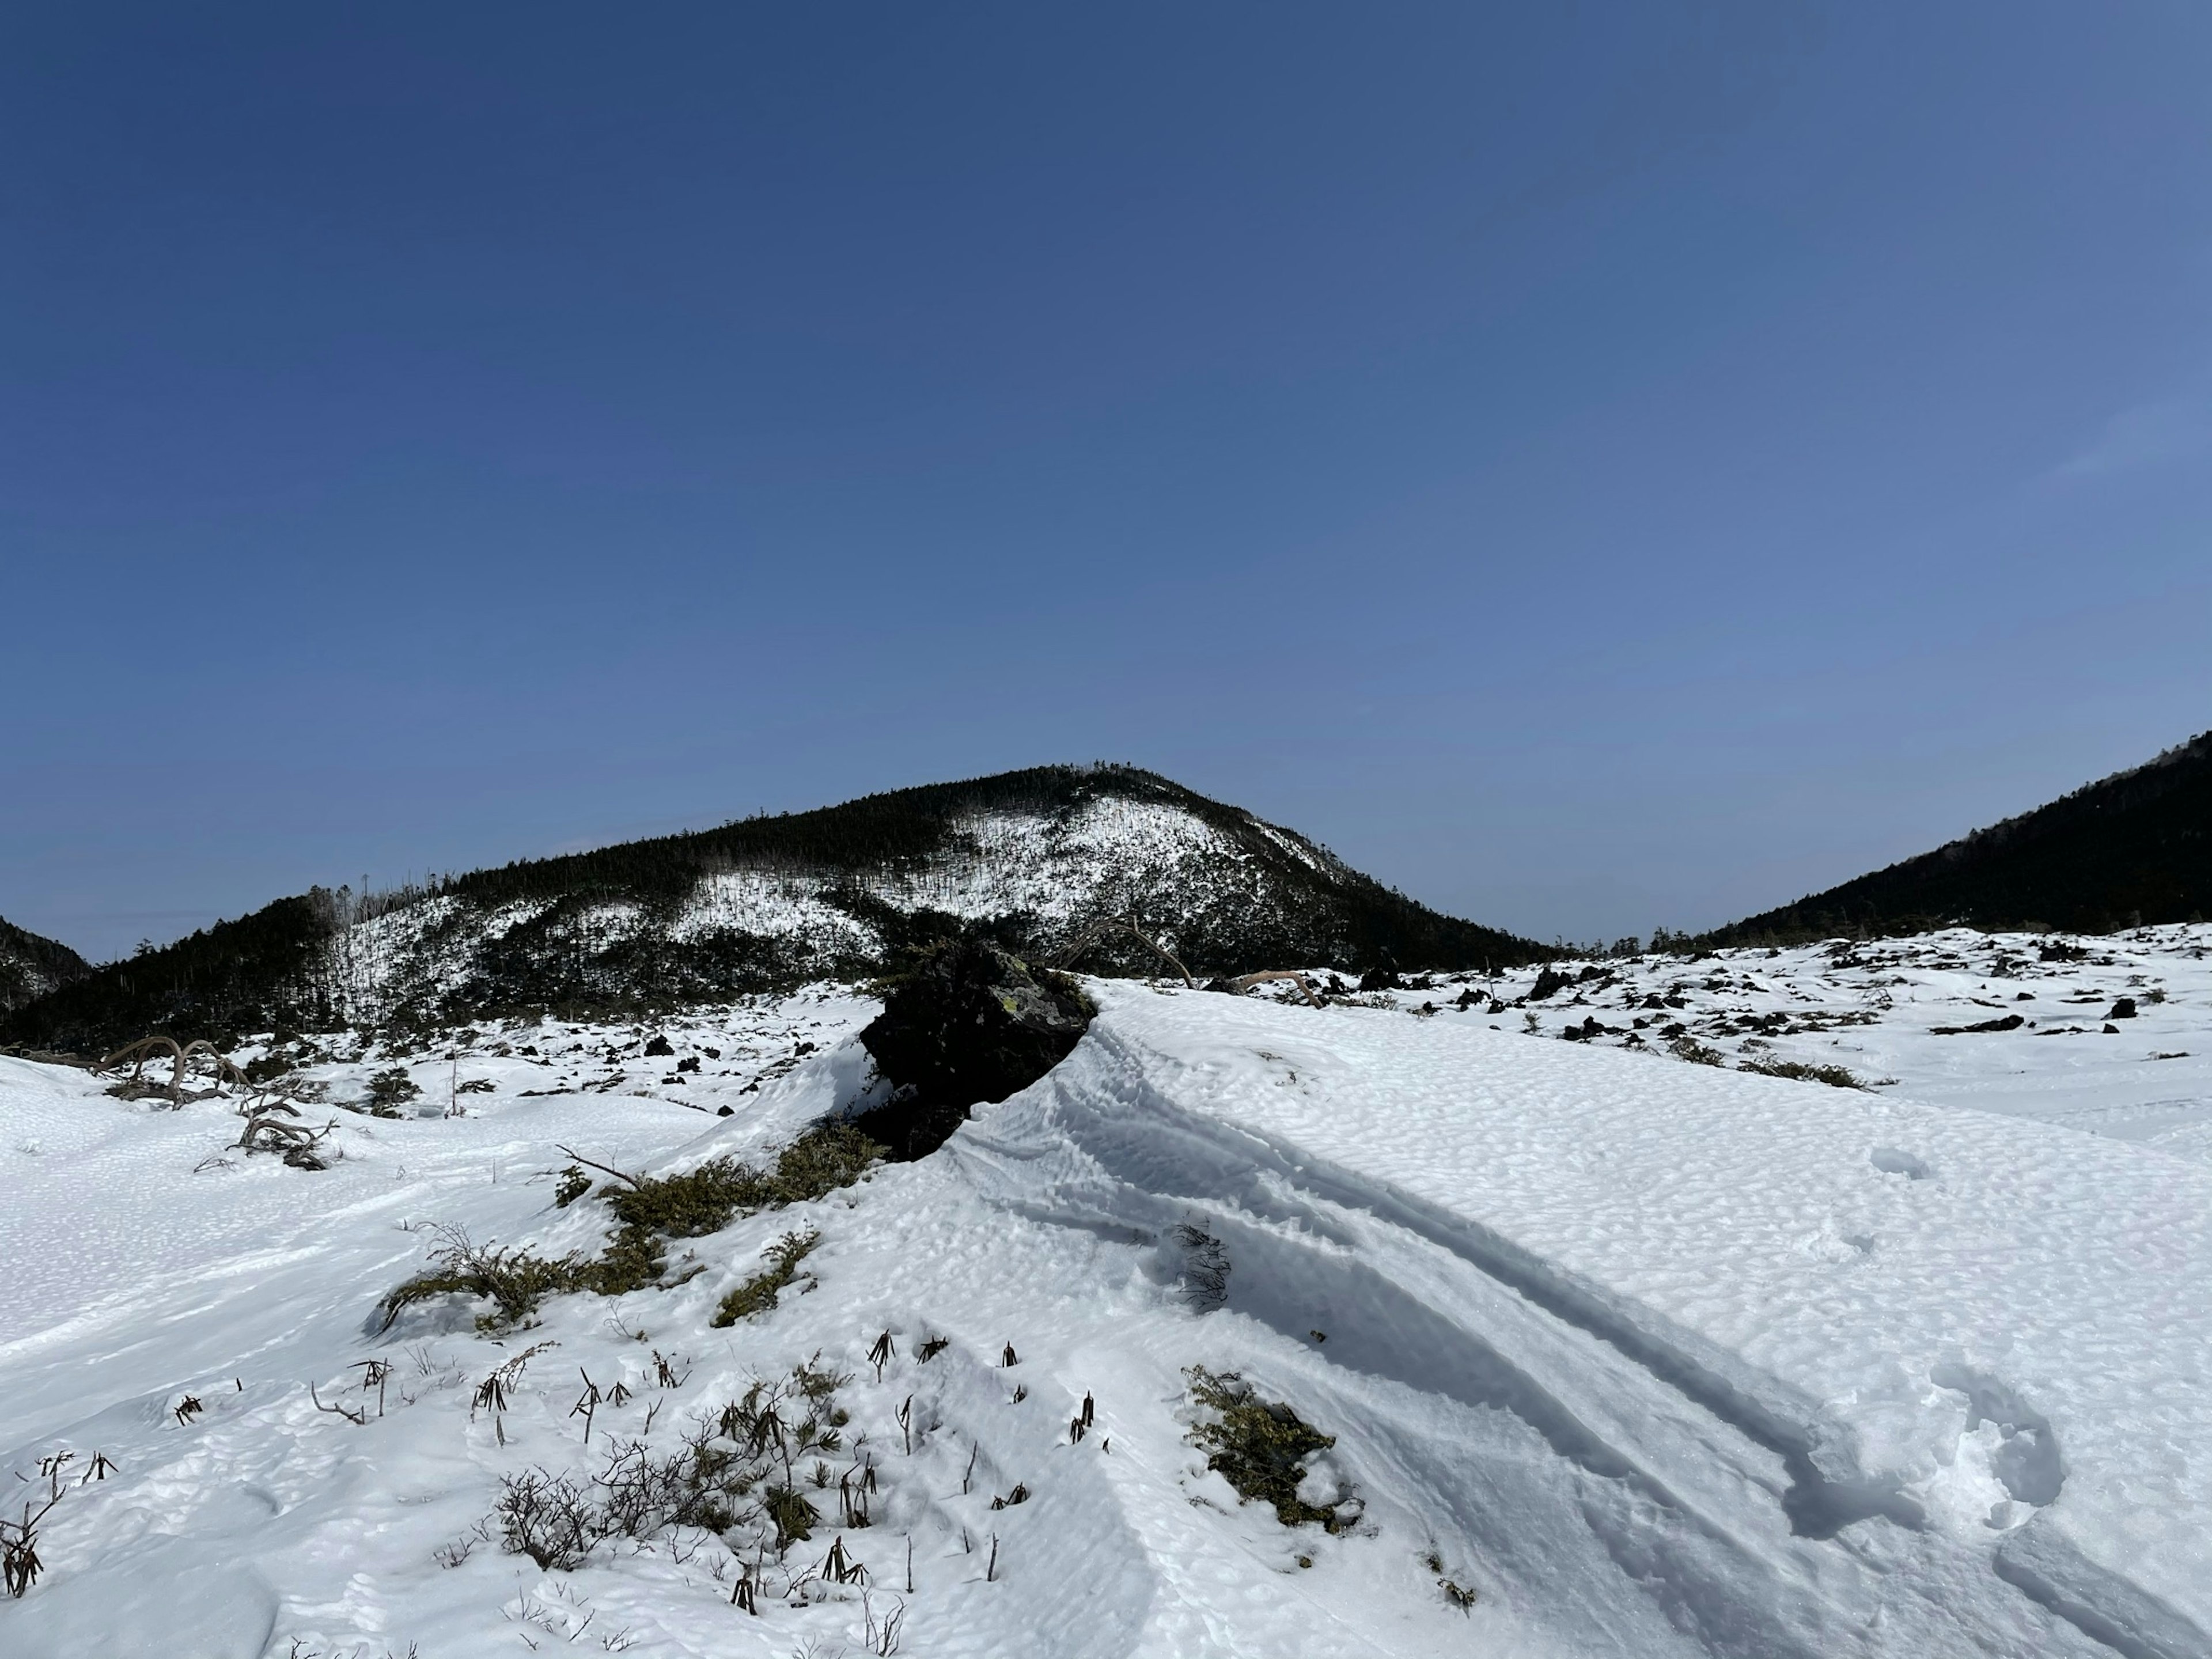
2, 968, 2208, 1657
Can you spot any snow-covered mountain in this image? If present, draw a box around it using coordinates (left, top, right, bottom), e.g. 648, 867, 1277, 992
0, 915, 89, 1016
2, 766, 1541, 1049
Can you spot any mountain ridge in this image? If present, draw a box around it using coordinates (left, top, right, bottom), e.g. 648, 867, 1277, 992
0, 915, 92, 1015
1, 764, 1545, 1051
1707, 729, 2212, 945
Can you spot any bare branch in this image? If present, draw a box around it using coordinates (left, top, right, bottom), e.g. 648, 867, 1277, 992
555, 1146, 643, 1190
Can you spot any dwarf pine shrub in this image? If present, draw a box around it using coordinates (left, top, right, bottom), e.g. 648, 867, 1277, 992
493, 1359, 855, 1569
380, 1123, 882, 1331
365, 1067, 421, 1116
1185, 1367, 1348, 1531
1738, 1056, 1866, 1089
710, 1228, 820, 1327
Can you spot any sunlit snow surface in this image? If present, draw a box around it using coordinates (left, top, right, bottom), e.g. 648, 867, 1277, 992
2, 931, 2208, 1658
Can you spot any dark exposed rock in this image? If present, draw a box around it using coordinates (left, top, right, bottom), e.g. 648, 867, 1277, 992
2107, 997, 2138, 1020
643, 1033, 675, 1056
854, 939, 1094, 1160
1527, 967, 1574, 1002
1358, 950, 1402, 992
1928, 1013, 2026, 1036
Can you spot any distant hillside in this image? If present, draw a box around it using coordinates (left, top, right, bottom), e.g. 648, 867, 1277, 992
1710, 730, 2212, 945
1, 764, 1545, 1050
0, 915, 92, 1015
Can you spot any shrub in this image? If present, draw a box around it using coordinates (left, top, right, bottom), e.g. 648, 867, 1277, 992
366, 1067, 421, 1116
378, 1229, 588, 1332
381, 1124, 882, 1331
603, 1158, 760, 1238
1185, 1367, 1347, 1531
1738, 1056, 1866, 1090
495, 1467, 602, 1570
552, 1166, 592, 1208
493, 1359, 855, 1569
711, 1228, 820, 1327
606, 1123, 885, 1239
762, 1485, 818, 1549
1668, 1036, 1726, 1067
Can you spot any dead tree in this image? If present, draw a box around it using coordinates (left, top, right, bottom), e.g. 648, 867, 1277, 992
236, 1099, 337, 1169
1220, 970, 1325, 1009
97, 1036, 247, 1106
1053, 914, 1195, 987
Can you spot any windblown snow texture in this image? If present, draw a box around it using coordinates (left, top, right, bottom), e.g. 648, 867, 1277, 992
2, 930, 2207, 1657
1, 765, 1541, 1050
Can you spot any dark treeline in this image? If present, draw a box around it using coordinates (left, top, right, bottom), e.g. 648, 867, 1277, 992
1705, 730, 2212, 946
0, 914, 93, 1015
1, 895, 335, 1052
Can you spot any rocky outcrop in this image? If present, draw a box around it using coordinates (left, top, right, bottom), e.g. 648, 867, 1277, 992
853, 938, 1094, 1159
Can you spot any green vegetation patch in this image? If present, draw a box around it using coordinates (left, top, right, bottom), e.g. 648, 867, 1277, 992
377, 1233, 588, 1332
380, 1122, 882, 1332
606, 1122, 884, 1238
711, 1228, 821, 1327
494, 1359, 855, 1570
1185, 1366, 1349, 1531
1738, 1056, 1868, 1090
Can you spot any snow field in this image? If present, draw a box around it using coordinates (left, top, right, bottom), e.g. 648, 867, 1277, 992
2, 941, 2208, 1657
1347, 924, 2212, 1165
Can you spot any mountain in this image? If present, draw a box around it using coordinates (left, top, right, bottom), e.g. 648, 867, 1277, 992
0, 915, 92, 1016
1710, 729, 2212, 945
0, 764, 1544, 1051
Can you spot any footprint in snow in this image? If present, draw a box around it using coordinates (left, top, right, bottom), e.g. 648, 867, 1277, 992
1869, 1147, 1933, 1181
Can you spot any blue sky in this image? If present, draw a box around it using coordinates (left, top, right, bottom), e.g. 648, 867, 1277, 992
5, 3, 2209, 960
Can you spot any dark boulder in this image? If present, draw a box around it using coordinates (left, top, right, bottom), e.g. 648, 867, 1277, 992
1527, 967, 1574, 1002
2107, 997, 2138, 1020
854, 939, 1094, 1160
1927, 1013, 2026, 1036
1357, 949, 1402, 992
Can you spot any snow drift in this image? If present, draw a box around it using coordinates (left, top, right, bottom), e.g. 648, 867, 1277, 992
1, 974, 2206, 1657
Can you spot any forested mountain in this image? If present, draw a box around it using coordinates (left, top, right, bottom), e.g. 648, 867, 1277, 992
1, 764, 1543, 1050
0, 915, 91, 1015
1710, 730, 2212, 944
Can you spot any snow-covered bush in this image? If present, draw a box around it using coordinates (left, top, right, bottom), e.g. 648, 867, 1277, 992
1184, 1368, 1353, 1532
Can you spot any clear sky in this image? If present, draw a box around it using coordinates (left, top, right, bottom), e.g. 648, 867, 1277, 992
5, 3, 2210, 961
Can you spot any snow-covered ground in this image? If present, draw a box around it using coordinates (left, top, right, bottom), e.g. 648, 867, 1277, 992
1379, 923, 2212, 1165
2, 933, 2207, 1657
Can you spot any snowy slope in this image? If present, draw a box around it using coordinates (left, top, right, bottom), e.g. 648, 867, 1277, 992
3, 766, 1538, 1050
2, 953, 2208, 1657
